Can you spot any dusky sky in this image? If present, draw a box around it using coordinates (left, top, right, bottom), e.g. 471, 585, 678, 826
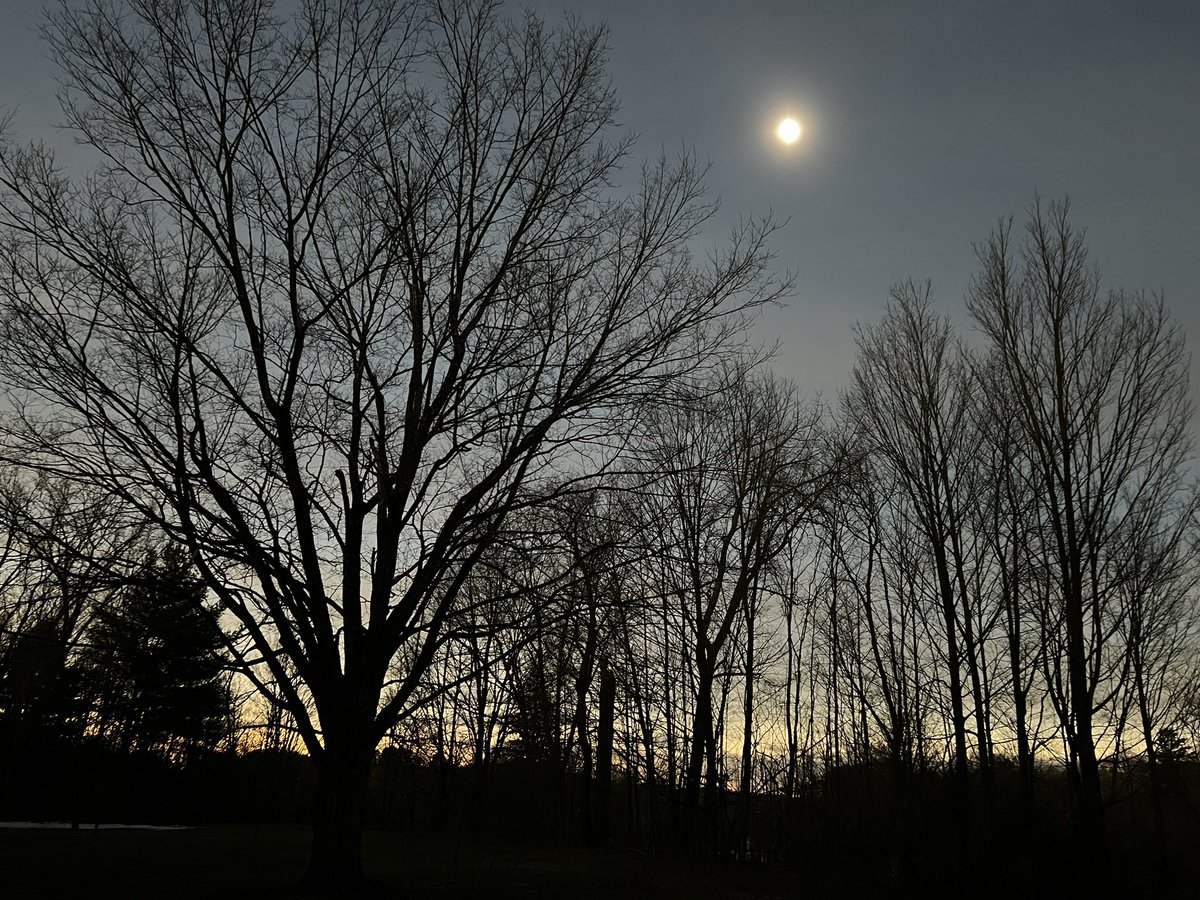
3, 0, 1198, 417
525, 0, 1200, 419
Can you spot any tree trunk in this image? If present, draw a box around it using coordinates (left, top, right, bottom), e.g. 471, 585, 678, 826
307, 739, 373, 886
739, 608, 755, 858
1064, 572, 1105, 849
784, 600, 799, 801
933, 545, 970, 807
684, 657, 715, 855
572, 609, 598, 844
595, 661, 616, 843
1133, 653, 1166, 850
1003, 557, 1035, 813
1014, 684, 1034, 811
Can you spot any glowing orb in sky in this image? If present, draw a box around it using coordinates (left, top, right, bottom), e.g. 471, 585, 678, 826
776, 117, 802, 144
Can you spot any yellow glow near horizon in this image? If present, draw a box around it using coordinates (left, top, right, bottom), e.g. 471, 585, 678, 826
776, 117, 802, 144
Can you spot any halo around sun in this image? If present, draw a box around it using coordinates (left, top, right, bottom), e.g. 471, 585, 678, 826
776, 117, 802, 144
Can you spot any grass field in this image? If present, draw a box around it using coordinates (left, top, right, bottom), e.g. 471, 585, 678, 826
0, 825, 812, 898
5, 821, 1193, 898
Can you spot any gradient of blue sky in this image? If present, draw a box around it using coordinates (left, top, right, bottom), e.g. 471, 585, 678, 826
2, 0, 1198, 413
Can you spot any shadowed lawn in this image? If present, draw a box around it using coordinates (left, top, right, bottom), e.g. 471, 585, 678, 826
4, 822, 1197, 898
0, 825, 808, 898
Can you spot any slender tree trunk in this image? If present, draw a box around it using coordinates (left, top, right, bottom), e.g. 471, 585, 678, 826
571, 592, 599, 843
624, 628, 660, 848
1064, 570, 1105, 848
573, 651, 595, 846
956, 569, 994, 805
948, 508, 995, 808
1003, 538, 1035, 813
595, 661, 616, 843
739, 610, 755, 858
933, 545, 970, 806
784, 600, 800, 800
685, 655, 715, 855
1132, 652, 1166, 850
661, 597, 681, 848
1013, 681, 1034, 808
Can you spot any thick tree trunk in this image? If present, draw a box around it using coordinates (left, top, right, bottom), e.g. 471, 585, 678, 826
704, 705, 721, 858
306, 740, 374, 886
1069, 695, 1105, 847
577, 739, 594, 844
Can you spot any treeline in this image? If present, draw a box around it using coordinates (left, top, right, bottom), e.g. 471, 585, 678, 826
380, 200, 1200, 869
2, 200, 1198, 885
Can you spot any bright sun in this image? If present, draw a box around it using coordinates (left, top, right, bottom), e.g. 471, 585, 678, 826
776, 117, 802, 144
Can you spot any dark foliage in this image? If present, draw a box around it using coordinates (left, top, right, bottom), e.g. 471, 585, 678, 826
75, 545, 232, 760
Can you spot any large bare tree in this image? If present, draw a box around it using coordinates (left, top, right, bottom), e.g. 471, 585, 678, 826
0, 0, 783, 881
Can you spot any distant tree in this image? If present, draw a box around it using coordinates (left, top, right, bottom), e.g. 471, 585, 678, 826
1, 619, 72, 734
637, 363, 827, 854
0, 0, 782, 881
77, 544, 233, 761
1112, 508, 1199, 845
0, 476, 147, 685
0, 477, 146, 745
1156, 726, 1194, 766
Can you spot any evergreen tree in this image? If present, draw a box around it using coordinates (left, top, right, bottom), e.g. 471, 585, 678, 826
79, 545, 232, 761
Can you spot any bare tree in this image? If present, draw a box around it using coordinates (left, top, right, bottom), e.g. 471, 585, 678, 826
974, 356, 1046, 813
967, 197, 1193, 848
1112, 491, 1199, 847
820, 458, 933, 781
637, 364, 825, 854
847, 283, 992, 816
0, 0, 783, 882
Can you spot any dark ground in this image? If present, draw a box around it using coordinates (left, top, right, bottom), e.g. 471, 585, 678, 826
1, 821, 1195, 899
0, 825, 812, 899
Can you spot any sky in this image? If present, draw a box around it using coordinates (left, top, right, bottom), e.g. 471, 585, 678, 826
518, 0, 1200, 414
2, 0, 1199, 417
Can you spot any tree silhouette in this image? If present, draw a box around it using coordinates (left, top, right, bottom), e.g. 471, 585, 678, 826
0, 0, 782, 881
967, 197, 1193, 851
847, 283, 988, 819
78, 545, 232, 761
